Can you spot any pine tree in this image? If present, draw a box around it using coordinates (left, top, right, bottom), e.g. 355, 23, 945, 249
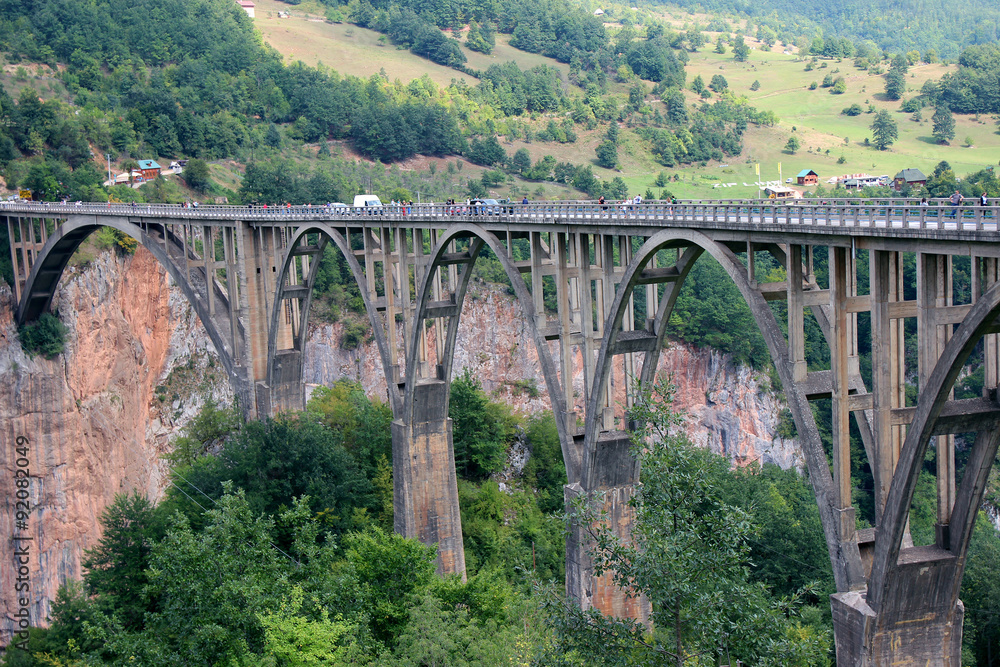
870, 109, 898, 150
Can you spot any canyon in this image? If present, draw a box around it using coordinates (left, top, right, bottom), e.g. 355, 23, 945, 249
0, 248, 799, 642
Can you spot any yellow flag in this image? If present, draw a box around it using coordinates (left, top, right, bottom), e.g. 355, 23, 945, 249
755, 163, 760, 176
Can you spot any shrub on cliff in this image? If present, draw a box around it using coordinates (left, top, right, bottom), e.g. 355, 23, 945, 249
450, 369, 515, 481
18, 311, 68, 359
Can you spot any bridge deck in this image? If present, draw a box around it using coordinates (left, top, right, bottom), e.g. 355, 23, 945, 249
4, 199, 1000, 250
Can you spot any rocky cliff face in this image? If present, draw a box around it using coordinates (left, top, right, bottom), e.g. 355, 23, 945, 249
1, 261, 798, 643
0, 249, 229, 643
304, 284, 802, 470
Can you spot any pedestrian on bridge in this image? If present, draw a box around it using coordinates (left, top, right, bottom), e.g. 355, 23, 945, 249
950, 190, 964, 218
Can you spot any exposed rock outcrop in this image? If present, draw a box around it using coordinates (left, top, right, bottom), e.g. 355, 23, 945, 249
0, 249, 229, 643
304, 284, 802, 470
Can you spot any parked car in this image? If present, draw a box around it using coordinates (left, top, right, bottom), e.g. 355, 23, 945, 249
469, 198, 501, 215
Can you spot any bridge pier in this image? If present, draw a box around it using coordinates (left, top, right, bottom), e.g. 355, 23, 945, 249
566, 433, 649, 624
832, 571, 963, 666
391, 380, 466, 578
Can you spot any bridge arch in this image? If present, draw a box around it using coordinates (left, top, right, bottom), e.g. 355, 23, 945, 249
581, 229, 863, 592
402, 223, 576, 479
266, 223, 402, 416
15, 215, 248, 406
869, 279, 1000, 611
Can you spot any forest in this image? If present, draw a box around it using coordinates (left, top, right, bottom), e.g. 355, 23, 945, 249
0, 380, 832, 666
640, 0, 1000, 60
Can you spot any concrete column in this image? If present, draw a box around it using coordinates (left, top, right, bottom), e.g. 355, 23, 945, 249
980, 258, 1000, 396
6, 217, 21, 301
870, 250, 895, 524
870, 252, 908, 532
596, 236, 616, 430
917, 253, 956, 547
620, 237, 637, 411
578, 234, 597, 405
829, 246, 856, 541
787, 244, 808, 382
889, 253, 906, 484
556, 233, 576, 433
382, 227, 400, 376
392, 380, 466, 578
565, 433, 648, 625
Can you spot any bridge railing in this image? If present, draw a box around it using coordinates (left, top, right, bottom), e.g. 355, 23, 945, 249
1, 198, 997, 232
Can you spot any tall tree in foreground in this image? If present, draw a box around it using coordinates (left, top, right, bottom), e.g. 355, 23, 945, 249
870, 109, 898, 150
544, 379, 827, 666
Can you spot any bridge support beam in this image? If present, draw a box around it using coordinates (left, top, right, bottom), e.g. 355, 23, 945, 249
392, 380, 466, 578
566, 433, 649, 625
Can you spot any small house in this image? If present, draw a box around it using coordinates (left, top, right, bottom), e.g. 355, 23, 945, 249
114, 173, 130, 184
893, 168, 927, 192
137, 160, 161, 181
765, 186, 797, 199
796, 169, 819, 186
238, 0, 255, 18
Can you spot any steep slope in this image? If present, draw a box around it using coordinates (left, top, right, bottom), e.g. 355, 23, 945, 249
0, 250, 230, 643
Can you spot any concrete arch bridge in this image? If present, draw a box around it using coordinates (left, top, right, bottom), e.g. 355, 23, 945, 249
7, 198, 1000, 665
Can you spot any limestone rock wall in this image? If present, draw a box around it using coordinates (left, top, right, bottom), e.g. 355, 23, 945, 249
0, 249, 229, 643
304, 284, 802, 471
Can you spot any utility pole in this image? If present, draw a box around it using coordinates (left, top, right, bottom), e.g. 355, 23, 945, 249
106, 153, 112, 186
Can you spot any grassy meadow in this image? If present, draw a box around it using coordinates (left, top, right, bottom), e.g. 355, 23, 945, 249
248, 3, 1000, 201
252, 0, 477, 86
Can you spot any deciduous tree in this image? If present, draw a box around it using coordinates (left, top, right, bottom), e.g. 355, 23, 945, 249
932, 104, 956, 144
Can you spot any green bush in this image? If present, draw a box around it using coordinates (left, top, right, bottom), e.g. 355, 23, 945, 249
522, 412, 567, 513
94, 227, 137, 254
450, 369, 514, 481
18, 312, 68, 359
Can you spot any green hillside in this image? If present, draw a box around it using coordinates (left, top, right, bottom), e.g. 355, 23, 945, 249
643, 0, 1000, 59
243, 0, 999, 201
